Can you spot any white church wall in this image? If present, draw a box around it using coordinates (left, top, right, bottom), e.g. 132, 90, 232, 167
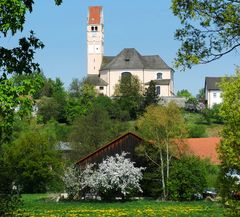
160, 85, 171, 96
100, 69, 173, 97
143, 69, 172, 83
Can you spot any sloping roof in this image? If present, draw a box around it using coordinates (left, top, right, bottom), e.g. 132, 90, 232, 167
86, 74, 108, 86
76, 132, 143, 166
205, 77, 223, 90
142, 55, 171, 69
88, 6, 102, 25
100, 48, 172, 70
101, 56, 115, 69
184, 137, 220, 164
76, 131, 220, 166
145, 79, 171, 85
205, 77, 233, 91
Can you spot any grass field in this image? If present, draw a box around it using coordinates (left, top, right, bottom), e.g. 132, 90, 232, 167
14, 194, 225, 217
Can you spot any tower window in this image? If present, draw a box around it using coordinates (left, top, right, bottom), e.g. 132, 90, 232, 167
95, 26, 98, 31
157, 72, 162, 80
91, 26, 94, 31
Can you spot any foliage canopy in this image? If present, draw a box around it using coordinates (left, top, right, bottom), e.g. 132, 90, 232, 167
172, 0, 240, 69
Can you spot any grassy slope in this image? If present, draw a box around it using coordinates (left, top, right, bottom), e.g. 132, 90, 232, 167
16, 194, 225, 217
183, 112, 223, 137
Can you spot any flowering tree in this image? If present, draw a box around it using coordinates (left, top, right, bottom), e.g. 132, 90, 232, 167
93, 152, 144, 199
63, 152, 144, 200
62, 164, 94, 199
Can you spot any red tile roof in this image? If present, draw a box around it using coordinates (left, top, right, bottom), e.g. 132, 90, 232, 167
184, 137, 221, 164
88, 6, 102, 25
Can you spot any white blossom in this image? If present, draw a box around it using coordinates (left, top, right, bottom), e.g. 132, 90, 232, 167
63, 152, 145, 199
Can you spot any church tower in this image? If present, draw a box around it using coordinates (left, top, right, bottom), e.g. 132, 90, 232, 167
87, 6, 104, 75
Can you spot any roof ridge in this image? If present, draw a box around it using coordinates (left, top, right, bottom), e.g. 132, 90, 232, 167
75, 132, 143, 165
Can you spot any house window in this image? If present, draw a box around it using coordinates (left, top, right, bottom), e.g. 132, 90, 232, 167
157, 72, 162, 80
99, 86, 104, 90
156, 86, 161, 95
213, 92, 217, 98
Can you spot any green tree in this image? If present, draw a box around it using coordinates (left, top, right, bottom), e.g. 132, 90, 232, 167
168, 155, 207, 201
142, 80, 159, 110
196, 88, 205, 102
69, 104, 127, 160
0, 0, 62, 214
172, 0, 240, 69
66, 81, 97, 123
36, 77, 55, 98
37, 78, 67, 123
68, 78, 82, 98
93, 95, 124, 120
3, 124, 63, 193
115, 74, 143, 120
218, 69, 240, 215
177, 89, 193, 99
137, 103, 187, 199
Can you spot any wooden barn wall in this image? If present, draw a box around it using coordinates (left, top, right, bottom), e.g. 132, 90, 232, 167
78, 134, 143, 167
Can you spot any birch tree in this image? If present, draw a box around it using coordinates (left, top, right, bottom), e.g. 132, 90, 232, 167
136, 103, 187, 199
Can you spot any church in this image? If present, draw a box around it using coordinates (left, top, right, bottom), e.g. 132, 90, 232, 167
86, 6, 175, 97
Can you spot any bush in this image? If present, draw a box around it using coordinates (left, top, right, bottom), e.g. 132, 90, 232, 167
63, 152, 145, 200
0, 158, 22, 216
3, 129, 63, 193
0, 192, 22, 216
167, 156, 207, 201
188, 124, 206, 138
211, 104, 223, 123
185, 98, 205, 113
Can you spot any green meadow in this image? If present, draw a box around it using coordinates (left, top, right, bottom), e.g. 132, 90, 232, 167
14, 194, 225, 217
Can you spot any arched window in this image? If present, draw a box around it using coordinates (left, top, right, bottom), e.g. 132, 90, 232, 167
157, 72, 162, 80
91, 26, 94, 31
121, 72, 132, 79
156, 86, 161, 95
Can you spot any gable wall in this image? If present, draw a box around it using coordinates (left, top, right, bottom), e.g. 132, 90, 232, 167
207, 90, 222, 108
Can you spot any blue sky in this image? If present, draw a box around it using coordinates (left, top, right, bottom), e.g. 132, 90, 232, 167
2, 0, 239, 95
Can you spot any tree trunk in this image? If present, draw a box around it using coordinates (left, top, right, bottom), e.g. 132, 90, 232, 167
166, 140, 169, 198
160, 148, 166, 200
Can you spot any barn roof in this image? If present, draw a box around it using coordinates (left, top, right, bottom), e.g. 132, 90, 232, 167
76, 132, 143, 166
